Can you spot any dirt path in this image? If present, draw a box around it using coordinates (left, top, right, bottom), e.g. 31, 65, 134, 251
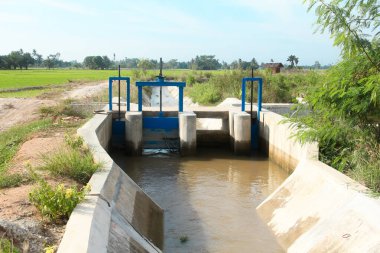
62, 82, 108, 100
0, 81, 108, 132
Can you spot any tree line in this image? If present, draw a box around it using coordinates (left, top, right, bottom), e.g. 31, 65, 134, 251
0, 49, 82, 70
0, 49, 328, 71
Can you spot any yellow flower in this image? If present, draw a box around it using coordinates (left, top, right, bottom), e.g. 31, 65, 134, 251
65, 188, 73, 199
45, 246, 56, 253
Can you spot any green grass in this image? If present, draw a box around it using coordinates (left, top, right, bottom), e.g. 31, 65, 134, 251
0, 119, 52, 172
0, 69, 119, 90
0, 69, 225, 90
39, 135, 100, 184
0, 119, 52, 188
0, 68, 222, 98
0, 238, 21, 253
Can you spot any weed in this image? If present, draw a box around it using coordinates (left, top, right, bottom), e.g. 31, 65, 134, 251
0, 237, 21, 253
0, 119, 52, 173
0, 174, 23, 189
40, 100, 88, 119
40, 148, 99, 184
39, 135, 100, 184
64, 134, 84, 150
179, 235, 188, 243
44, 245, 57, 253
29, 179, 90, 223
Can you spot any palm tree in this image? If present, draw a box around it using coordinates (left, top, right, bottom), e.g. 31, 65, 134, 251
287, 55, 299, 68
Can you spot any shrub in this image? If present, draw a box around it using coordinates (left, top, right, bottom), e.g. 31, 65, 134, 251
29, 180, 90, 222
40, 148, 99, 184
39, 135, 100, 184
39, 99, 88, 119
189, 83, 222, 105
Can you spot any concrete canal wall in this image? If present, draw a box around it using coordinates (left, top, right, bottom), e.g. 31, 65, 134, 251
57, 101, 380, 252
259, 111, 318, 172
58, 112, 163, 253
257, 110, 380, 252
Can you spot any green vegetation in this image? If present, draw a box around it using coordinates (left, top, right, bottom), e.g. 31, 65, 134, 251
40, 99, 91, 119
39, 135, 100, 184
29, 179, 90, 222
0, 69, 118, 90
0, 98, 92, 189
179, 235, 188, 243
0, 174, 24, 189
0, 119, 52, 189
188, 69, 322, 105
0, 238, 21, 253
287, 0, 380, 192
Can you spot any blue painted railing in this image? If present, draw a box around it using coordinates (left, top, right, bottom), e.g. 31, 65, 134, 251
136, 77, 186, 112
108, 77, 131, 111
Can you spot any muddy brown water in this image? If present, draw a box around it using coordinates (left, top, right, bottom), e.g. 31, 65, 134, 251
111, 148, 288, 253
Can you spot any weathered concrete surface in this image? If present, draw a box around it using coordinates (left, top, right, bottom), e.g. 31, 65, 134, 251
58, 111, 163, 253
179, 112, 197, 156
233, 112, 251, 155
259, 111, 318, 172
257, 160, 380, 252
125, 112, 143, 156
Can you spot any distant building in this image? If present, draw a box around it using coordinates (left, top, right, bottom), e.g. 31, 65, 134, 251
263, 63, 284, 74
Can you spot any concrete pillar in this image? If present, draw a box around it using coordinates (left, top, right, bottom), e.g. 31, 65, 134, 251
179, 112, 196, 156
125, 112, 142, 156
229, 110, 237, 150
233, 112, 251, 155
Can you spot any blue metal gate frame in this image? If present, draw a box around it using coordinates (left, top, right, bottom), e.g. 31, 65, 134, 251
136, 77, 186, 112
108, 76, 131, 111
241, 77, 263, 149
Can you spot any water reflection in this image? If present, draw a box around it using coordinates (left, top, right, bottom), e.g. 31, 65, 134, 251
111, 148, 288, 253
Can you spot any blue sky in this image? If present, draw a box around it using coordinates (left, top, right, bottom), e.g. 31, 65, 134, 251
0, 0, 341, 65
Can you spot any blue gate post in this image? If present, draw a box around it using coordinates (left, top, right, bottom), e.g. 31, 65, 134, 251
241, 79, 246, 112
241, 77, 263, 149
257, 78, 263, 122
138, 86, 143, 111
179, 86, 184, 112
108, 77, 113, 111
126, 78, 131, 111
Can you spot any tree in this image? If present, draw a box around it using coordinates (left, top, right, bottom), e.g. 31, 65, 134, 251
44, 53, 60, 69
83, 55, 111, 69
32, 49, 43, 67
305, 0, 380, 71
102, 56, 111, 69
287, 55, 299, 68
230, 58, 259, 70
288, 0, 380, 192
83, 56, 96, 69
191, 55, 221, 70
8, 50, 23, 69
92, 56, 104, 69
165, 59, 179, 69
21, 52, 35, 69
313, 61, 321, 69
137, 58, 155, 70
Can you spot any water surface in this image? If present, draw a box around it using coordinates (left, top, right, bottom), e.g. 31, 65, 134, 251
112, 148, 288, 253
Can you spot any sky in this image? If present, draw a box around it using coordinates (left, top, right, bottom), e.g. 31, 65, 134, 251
0, 0, 341, 65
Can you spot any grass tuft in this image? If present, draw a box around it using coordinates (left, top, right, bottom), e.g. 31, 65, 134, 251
0, 119, 52, 173
0, 174, 24, 189
0, 238, 21, 253
39, 135, 100, 184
